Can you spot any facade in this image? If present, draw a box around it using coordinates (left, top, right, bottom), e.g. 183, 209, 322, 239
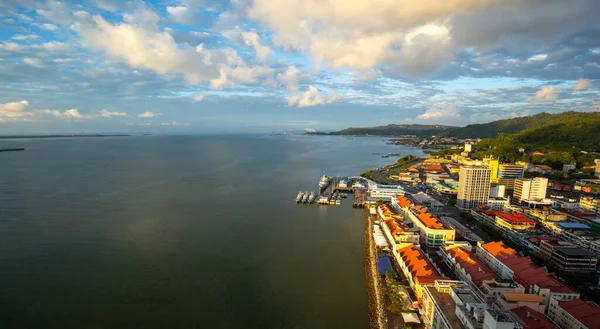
396, 244, 448, 304
580, 197, 600, 215
421, 280, 516, 329
497, 293, 544, 313
562, 163, 576, 173
547, 298, 600, 329
476, 241, 580, 307
458, 166, 492, 209
539, 240, 598, 273
369, 184, 405, 199
494, 212, 536, 231
442, 244, 499, 289
514, 178, 548, 202
595, 159, 600, 178
377, 204, 420, 248
392, 195, 455, 248
498, 164, 525, 180
480, 279, 525, 303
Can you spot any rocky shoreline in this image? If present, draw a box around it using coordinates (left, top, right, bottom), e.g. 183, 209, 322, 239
364, 208, 387, 329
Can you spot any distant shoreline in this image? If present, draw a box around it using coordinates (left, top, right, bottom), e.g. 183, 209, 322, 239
0, 134, 131, 140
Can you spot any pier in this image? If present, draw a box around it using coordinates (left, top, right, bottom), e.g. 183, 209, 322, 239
0, 148, 25, 152
296, 175, 373, 207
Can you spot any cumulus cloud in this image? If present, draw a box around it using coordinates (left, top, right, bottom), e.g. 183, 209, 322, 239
166, 6, 192, 24
23, 57, 43, 66
192, 93, 204, 102
533, 87, 557, 102
11, 34, 39, 41
99, 109, 128, 117
138, 111, 160, 118
287, 86, 337, 107
277, 65, 300, 91
241, 31, 273, 62
528, 54, 548, 61
40, 108, 91, 119
574, 78, 590, 91
0, 100, 36, 122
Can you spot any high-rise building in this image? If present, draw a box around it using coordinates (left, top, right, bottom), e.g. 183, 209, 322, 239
457, 166, 492, 209
484, 159, 524, 189
595, 159, 600, 178
514, 177, 548, 202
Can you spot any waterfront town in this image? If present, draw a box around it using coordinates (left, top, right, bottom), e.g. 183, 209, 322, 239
318, 142, 600, 329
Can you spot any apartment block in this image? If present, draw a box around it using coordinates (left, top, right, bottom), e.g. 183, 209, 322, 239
547, 298, 600, 329
539, 240, 598, 273
457, 166, 492, 209
514, 178, 548, 202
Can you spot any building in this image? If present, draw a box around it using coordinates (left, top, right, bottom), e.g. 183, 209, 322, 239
412, 192, 444, 213
392, 195, 456, 248
539, 240, 597, 273
580, 197, 600, 215
441, 244, 499, 288
476, 241, 580, 307
421, 280, 516, 329
547, 298, 600, 329
377, 204, 420, 247
514, 178, 548, 202
480, 279, 525, 303
369, 184, 405, 199
490, 184, 506, 198
485, 159, 524, 190
510, 306, 559, 329
563, 163, 576, 173
497, 293, 545, 313
458, 166, 492, 209
494, 212, 537, 231
595, 159, 600, 178
498, 164, 525, 180
396, 244, 448, 304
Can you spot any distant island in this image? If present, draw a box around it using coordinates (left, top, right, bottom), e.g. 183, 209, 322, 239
0, 134, 131, 140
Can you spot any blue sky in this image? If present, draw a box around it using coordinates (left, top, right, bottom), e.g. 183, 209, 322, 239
0, 0, 599, 134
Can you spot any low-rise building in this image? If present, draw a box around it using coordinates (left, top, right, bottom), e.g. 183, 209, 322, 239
547, 298, 600, 329
539, 240, 598, 273
377, 204, 420, 247
497, 293, 545, 313
480, 279, 525, 304
396, 244, 448, 304
412, 192, 444, 213
393, 195, 456, 248
510, 306, 559, 329
476, 241, 580, 308
580, 197, 600, 215
441, 244, 499, 289
369, 184, 405, 199
421, 280, 516, 329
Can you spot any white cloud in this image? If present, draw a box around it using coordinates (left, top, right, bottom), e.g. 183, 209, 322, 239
533, 87, 557, 102
287, 86, 338, 107
138, 111, 160, 118
99, 109, 128, 117
416, 106, 460, 121
166, 6, 192, 24
161, 121, 190, 126
0, 100, 36, 122
528, 54, 548, 62
23, 58, 43, 66
277, 65, 300, 91
192, 93, 204, 102
573, 78, 590, 91
41, 108, 92, 119
38, 23, 58, 31
241, 31, 273, 62
11, 34, 39, 41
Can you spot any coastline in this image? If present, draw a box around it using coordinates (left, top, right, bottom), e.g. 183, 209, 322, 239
364, 208, 386, 329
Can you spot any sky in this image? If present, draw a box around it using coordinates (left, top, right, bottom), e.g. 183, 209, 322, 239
0, 0, 599, 134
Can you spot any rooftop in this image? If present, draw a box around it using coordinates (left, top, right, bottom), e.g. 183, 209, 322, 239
555, 222, 591, 231
426, 286, 465, 329
411, 205, 446, 229
511, 306, 559, 329
446, 246, 498, 287
553, 246, 597, 257
557, 299, 600, 329
398, 245, 441, 281
501, 293, 543, 303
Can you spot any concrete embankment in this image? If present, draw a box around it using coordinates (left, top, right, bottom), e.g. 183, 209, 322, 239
364, 208, 387, 329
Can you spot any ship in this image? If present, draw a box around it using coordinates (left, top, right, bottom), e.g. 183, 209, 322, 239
317, 195, 329, 204
308, 191, 315, 203
319, 175, 330, 190
302, 192, 310, 203
340, 192, 348, 198
296, 191, 303, 203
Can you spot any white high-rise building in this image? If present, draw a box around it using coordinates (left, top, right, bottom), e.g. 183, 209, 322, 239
514, 177, 548, 202
457, 166, 492, 209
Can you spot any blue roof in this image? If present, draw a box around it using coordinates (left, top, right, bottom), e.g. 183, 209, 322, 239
556, 222, 591, 230
377, 254, 393, 275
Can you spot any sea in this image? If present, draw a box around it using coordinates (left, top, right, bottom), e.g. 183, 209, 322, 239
0, 134, 426, 329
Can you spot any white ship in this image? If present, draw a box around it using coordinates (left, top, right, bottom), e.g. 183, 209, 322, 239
308, 191, 316, 203
302, 192, 310, 203
319, 175, 330, 190
296, 191, 303, 203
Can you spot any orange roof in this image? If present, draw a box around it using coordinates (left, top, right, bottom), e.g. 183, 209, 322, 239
396, 195, 413, 208
501, 293, 543, 303
480, 241, 517, 257
446, 246, 498, 286
398, 245, 440, 280
511, 306, 559, 329
413, 206, 444, 229
557, 299, 600, 329
496, 212, 536, 225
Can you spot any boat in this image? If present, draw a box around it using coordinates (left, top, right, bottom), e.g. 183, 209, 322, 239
341, 193, 348, 198
381, 155, 389, 158
335, 197, 341, 205
388, 153, 400, 156
372, 152, 380, 155
308, 191, 315, 203
317, 196, 329, 204
319, 175, 330, 190
302, 192, 310, 203
296, 191, 303, 203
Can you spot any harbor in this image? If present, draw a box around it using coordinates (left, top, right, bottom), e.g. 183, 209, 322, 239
295, 174, 371, 207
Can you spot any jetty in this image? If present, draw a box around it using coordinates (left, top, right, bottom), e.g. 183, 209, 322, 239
0, 148, 25, 152
296, 175, 372, 207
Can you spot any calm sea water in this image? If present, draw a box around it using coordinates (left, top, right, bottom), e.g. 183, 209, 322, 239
0, 135, 426, 329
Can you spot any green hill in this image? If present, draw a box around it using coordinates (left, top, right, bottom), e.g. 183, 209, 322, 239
441, 111, 600, 138
330, 124, 456, 136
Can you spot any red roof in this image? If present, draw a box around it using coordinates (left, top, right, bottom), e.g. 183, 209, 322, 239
511, 306, 559, 329
496, 212, 536, 225
557, 299, 600, 329
446, 246, 498, 287
480, 241, 575, 294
